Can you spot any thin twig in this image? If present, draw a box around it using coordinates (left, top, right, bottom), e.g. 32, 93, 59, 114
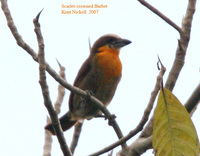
126, 136, 153, 156
54, 60, 66, 114
185, 83, 200, 115
43, 117, 53, 156
43, 60, 66, 156
1, 0, 38, 61
138, 0, 182, 33
34, 11, 72, 156
70, 122, 84, 154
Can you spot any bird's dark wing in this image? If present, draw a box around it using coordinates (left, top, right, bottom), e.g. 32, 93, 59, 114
73, 57, 92, 87
69, 55, 92, 111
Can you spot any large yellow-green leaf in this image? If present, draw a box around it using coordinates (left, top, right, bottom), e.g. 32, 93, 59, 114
153, 88, 199, 156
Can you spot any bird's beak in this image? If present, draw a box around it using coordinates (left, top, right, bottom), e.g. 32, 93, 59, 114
113, 39, 132, 48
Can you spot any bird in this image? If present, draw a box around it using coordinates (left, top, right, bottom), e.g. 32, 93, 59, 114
45, 34, 131, 135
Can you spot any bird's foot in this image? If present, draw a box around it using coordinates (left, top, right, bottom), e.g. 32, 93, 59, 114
108, 114, 117, 126
80, 90, 94, 103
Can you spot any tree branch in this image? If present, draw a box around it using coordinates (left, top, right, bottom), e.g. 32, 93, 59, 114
185, 83, 200, 115
54, 60, 66, 114
70, 122, 84, 154
1, 0, 38, 61
34, 11, 72, 156
43, 61, 66, 156
165, 0, 196, 90
138, 0, 182, 33
127, 136, 153, 156
138, 0, 196, 91
43, 117, 53, 156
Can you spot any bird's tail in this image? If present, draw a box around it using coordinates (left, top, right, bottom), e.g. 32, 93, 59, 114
44, 111, 77, 135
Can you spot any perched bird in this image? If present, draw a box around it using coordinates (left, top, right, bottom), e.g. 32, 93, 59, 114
45, 34, 131, 135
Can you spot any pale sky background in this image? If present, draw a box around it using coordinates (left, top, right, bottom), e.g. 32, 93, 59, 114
0, 0, 200, 156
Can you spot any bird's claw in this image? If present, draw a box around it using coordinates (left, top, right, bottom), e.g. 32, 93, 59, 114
108, 114, 117, 126
80, 90, 94, 102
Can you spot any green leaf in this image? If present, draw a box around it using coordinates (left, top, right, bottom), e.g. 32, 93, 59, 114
153, 88, 199, 156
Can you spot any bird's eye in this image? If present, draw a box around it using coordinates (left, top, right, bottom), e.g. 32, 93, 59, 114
108, 42, 115, 48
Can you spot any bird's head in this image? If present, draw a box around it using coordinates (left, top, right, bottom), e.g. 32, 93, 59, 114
91, 34, 132, 54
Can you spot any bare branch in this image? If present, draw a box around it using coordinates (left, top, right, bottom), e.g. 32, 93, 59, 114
1, 0, 38, 61
137, 0, 196, 91
165, 0, 196, 90
43, 61, 66, 156
138, 0, 182, 33
185, 83, 200, 115
70, 122, 84, 154
33, 11, 72, 156
126, 136, 153, 156
43, 117, 53, 156
54, 60, 66, 114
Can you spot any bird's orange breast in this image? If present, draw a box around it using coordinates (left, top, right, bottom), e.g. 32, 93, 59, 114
95, 46, 122, 85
